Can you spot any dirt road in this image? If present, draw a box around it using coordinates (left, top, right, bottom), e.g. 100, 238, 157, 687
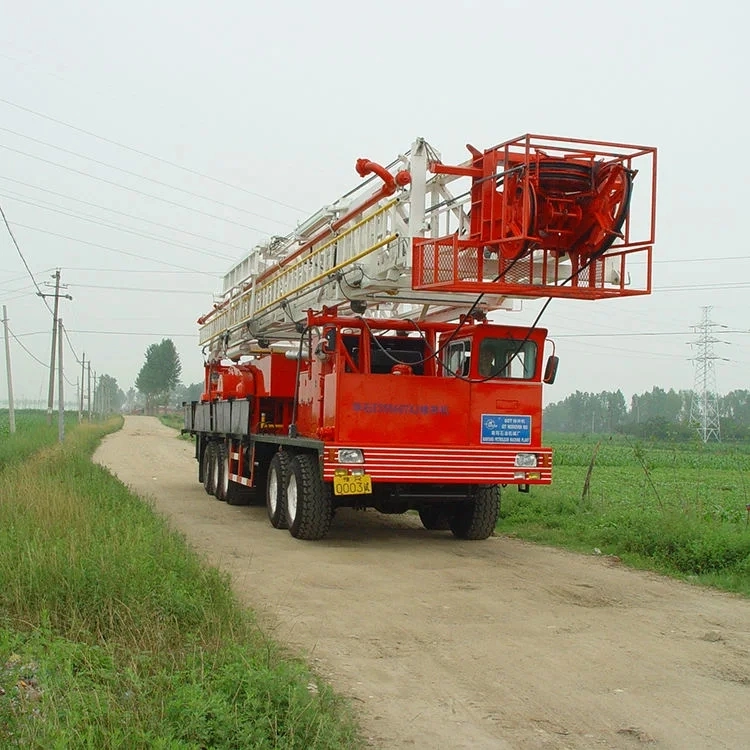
94, 417, 750, 749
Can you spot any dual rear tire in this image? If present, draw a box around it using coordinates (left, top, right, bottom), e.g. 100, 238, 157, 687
265, 451, 332, 540
266, 452, 291, 529
214, 443, 230, 501
201, 441, 253, 505
202, 442, 219, 496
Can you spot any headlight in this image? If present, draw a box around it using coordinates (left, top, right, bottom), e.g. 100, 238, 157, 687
337, 448, 364, 464
514, 453, 538, 468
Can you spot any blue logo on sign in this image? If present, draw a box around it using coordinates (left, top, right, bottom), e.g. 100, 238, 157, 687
481, 414, 531, 444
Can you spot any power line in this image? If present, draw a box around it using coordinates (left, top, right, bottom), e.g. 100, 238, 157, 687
0, 142, 280, 235
555, 338, 689, 361
61, 322, 81, 365
68, 282, 209, 295
554, 329, 750, 338
1, 267, 220, 285
66, 266, 220, 277
0, 125, 295, 226
0, 199, 54, 317
657, 282, 750, 292
62, 267, 219, 275
0, 266, 56, 285
0, 281, 36, 297
0, 290, 39, 304
0, 174, 250, 252
0, 95, 307, 213
0, 200, 49, 304
8, 222, 215, 274
0, 330, 47, 337
69, 329, 196, 337
654, 255, 750, 264
0, 189, 237, 261
3, 276, 216, 301
6, 323, 48, 368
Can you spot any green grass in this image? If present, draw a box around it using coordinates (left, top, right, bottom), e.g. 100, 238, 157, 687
158, 412, 185, 431
158, 412, 193, 441
0, 410, 81, 470
0, 414, 360, 748
502, 433, 750, 595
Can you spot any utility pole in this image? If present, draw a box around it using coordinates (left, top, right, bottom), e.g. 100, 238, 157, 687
2, 305, 16, 434
93, 369, 98, 419
689, 306, 728, 443
87, 362, 92, 420
79, 353, 85, 422
58, 318, 64, 443
38, 269, 72, 425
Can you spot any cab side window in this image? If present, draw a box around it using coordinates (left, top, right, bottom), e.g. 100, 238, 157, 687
445, 340, 470, 376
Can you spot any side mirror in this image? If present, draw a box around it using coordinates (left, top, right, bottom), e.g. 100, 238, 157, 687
543, 355, 559, 384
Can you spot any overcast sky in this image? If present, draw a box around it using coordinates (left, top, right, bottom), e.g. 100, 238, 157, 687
1, 0, 748, 409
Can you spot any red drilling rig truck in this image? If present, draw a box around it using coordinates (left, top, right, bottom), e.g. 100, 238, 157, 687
184, 134, 657, 540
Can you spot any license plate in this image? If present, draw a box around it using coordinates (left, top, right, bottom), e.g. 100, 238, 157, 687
333, 474, 373, 496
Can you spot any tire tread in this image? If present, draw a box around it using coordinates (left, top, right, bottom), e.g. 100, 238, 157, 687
288, 453, 332, 540
449, 485, 500, 540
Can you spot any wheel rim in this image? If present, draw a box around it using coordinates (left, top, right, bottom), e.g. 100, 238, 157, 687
268, 467, 278, 514
287, 473, 298, 523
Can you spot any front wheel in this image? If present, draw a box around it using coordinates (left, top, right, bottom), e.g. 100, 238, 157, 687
286, 453, 332, 540
449, 485, 500, 540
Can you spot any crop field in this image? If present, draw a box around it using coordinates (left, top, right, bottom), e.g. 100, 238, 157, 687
502, 433, 750, 595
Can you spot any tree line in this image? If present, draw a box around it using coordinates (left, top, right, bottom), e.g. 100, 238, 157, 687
544, 387, 750, 440
90, 338, 184, 416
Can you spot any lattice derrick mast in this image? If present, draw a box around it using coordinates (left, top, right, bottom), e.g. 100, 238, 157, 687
198, 140, 507, 361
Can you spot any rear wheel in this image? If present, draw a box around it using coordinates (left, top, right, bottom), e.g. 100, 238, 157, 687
286, 453, 332, 540
449, 485, 500, 540
266, 452, 291, 529
214, 442, 229, 501
418, 505, 451, 531
202, 442, 217, 496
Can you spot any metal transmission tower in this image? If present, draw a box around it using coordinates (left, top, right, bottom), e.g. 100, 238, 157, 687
689, 306, 726, 443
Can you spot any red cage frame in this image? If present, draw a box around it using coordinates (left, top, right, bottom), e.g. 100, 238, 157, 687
413, 134, 656, 300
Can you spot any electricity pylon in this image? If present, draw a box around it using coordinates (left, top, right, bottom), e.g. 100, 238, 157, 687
689, 306, 726, 443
